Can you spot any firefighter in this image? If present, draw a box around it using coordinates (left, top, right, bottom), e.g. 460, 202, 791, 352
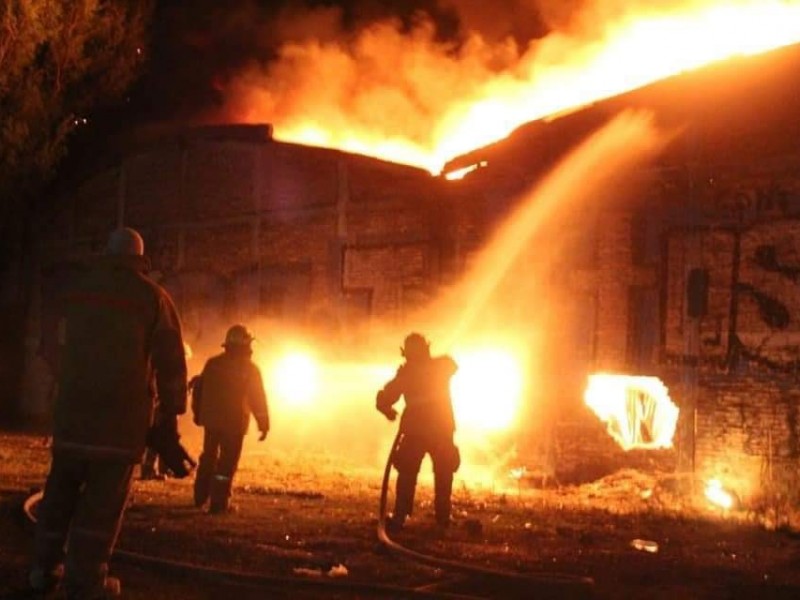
377, 333, 460, 532
192, 324, 269, 514
30, 227, 188, 599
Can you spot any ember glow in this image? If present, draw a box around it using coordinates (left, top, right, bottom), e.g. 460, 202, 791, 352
261, 343, 524, 435
705, 478, 734, 509
222, 0, 800, 173
584, 374, 679, 451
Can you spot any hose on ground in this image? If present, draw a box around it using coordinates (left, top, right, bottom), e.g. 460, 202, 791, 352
23, 489, 476, 599
21, 432, 594, 599
376, 430, 595, 591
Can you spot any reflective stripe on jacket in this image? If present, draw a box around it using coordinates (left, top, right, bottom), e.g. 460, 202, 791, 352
53, 255, 187, 462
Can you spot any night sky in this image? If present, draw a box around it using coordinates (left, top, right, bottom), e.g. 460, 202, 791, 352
132, 0, 551, 123
56, 0, 557, 185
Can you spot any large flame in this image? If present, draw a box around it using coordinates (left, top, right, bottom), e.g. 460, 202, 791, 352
261, 343, 524, 436
451, 347, 524, 432
222, 0, 800, 173
584, 373, 679, 451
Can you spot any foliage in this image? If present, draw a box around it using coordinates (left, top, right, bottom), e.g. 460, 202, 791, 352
0, 0, 152, 227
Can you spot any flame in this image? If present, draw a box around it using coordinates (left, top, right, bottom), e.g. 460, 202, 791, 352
705, 478, 734, 509
450, 347, 524, 432
584, 373, 679, 451
270, 350, 320, 408
223, 1, 800, 173
258, 343, 524, 435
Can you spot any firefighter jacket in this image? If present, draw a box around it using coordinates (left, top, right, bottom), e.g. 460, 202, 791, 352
192, 351, 269, 437
377, 355, 458, 437
53, 254, 187, 462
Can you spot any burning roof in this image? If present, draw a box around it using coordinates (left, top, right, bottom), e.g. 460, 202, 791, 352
443, 40, 800, 180
216, 1, 800, 174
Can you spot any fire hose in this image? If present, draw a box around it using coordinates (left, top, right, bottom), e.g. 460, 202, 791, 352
23, 488, 482, 598
20, 433, 593, 598
376, 430, 596, 597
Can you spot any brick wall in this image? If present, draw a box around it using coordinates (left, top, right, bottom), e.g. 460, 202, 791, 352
693, 371, 800, 500
23, 129, 447, 417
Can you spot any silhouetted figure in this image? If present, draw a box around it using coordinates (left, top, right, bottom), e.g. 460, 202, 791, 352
192, 325, 269, 514
30, 227, 188, 598
377, 333, 460, 532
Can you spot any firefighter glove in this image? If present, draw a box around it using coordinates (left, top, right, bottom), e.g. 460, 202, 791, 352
146, 415, 196, 479
380, 406, 398, 422
376, 390, 397, 421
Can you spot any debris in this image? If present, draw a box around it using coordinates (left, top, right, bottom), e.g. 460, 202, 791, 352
293, 564, 349, 578
641, 489, 653, 500
293, 567, 323, 577
630, 538, 659, 553
327, 564, 348, 577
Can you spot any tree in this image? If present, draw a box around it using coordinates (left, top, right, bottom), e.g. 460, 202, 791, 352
0, 0, 152, 232
0, 0, 152, 424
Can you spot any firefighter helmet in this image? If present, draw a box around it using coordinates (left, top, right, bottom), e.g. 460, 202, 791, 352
222, 324, 255, 347
106, 227, 144, 256
401, 332, 430, 361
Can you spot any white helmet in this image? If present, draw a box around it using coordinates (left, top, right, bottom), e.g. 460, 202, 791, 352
106, 227, 144, 256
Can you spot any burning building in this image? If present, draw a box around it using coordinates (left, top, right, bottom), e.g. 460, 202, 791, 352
11, 16, 800, 502
20, 124, 453, 422
442, 41, 800, 499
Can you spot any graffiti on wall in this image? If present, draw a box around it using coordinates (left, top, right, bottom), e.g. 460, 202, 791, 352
727, 235, 800, 373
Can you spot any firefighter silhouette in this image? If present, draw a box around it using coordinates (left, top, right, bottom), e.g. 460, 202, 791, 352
192, 324, 269, 514
30, 227, 188, 598
377, 333, 460, 531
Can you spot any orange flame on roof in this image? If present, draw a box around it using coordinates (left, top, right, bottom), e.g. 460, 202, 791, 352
222, 0, 800, 173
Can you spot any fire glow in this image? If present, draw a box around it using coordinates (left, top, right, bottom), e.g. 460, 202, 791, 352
450, 347, 524, 432
223, 1, 800, 173
260, 344, 523, 435
705, 479, 735, 510
584, 374, 679, 451
270, 350, 319, 408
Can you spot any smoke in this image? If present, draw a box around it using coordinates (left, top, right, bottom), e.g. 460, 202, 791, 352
205, 0, 782, 172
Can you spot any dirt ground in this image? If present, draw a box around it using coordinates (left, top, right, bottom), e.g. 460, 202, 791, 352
1, 431, 800, 599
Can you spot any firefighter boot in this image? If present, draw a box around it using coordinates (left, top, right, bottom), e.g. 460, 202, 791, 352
193, 459, 214, 507
209, 475, 234, 514
194, 473, 211, 508
434, 469, 454, 530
